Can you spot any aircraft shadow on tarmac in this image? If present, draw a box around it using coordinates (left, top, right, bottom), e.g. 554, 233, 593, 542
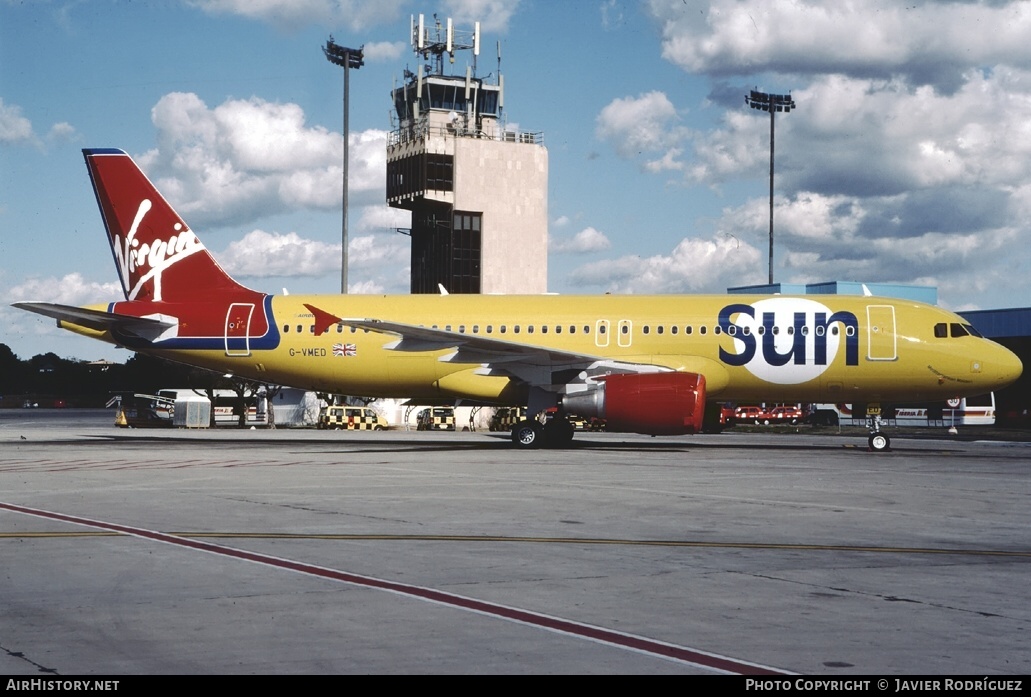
58, 431, 968, 455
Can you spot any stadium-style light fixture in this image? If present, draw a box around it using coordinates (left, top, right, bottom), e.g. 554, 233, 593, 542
745, 89, 796, 285
323, 38, 365, 293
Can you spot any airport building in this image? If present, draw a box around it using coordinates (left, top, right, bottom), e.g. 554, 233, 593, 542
386, 15, 548, 295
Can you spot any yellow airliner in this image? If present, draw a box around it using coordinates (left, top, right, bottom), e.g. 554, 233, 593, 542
14, 149, 1023, 450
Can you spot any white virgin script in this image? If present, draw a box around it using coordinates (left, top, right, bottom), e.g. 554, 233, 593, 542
113, 199, 205, 301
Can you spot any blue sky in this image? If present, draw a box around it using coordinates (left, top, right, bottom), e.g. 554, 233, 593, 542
3, 0, 1031, 362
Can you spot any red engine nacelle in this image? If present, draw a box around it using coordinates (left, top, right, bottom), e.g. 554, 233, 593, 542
562, 372, 707, 436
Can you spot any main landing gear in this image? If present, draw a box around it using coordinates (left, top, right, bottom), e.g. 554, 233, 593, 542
511, 417, 575, 449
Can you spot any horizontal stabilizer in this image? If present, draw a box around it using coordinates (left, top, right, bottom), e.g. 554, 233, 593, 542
12, 302, 176, 342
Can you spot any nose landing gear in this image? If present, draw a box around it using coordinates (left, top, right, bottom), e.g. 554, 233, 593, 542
867, 414, 891, 452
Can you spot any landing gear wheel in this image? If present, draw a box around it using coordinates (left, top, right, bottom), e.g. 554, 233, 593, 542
868, 432, 890, 452
543, 418, 575, 448
512, 420, 544, 449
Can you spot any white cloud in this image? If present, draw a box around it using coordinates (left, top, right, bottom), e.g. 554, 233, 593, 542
362, 41, 406, 62
188, 0, 521, 33
0, 99, 34, 144
443, 0, 522, 33
646, 0, 1031, 92
347, 233, 407, 268
347, 279, 386, 294
550, 227, 611, 254
136, 92, 387, 227
644, 147, 685, 174
600, 0, 624, 31
355, 204, 411, 234
768, 71, 1031, 198
685, 110, 764, 184
217, 227, 407, 278
219, 230, 341, 278
568, 235, 763, 294
703, 191, 1031, 308
596, 91, 688, 163
47, 122, 77, 142
5, 273, 122, 304
188, 0, 408, 30
645, 5, 1031, 311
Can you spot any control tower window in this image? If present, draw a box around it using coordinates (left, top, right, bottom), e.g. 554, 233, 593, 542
387, 153, 454, 199
451, 211, 482, 294
426, 154, 453, 191
479, 91, 499, 115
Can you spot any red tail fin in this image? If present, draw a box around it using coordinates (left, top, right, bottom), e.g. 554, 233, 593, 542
83, 149, 253, 302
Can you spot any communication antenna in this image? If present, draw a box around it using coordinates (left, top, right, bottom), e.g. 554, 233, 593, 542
414, 65, 423, 119
473, 21, 480, 74
496, 40, 503, 113
409, 13, 480, 75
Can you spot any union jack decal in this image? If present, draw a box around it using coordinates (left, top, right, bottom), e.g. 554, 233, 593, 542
332, 343, 357, 357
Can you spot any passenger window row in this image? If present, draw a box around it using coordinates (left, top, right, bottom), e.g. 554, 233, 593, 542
280, 321, 857, 338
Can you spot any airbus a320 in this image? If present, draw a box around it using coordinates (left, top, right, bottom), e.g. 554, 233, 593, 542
14, 149, 1023, 450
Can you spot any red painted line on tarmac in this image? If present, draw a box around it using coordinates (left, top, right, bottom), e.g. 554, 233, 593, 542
0, 500, 790, 675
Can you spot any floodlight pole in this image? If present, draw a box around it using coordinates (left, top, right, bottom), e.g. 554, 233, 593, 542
767, 106, 776, 285
323, 38, 364, 294
746, 90, 795, 285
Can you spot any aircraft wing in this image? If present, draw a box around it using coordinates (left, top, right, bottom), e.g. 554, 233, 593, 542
340, 316, 687, 392
309, 303, 729, 392
341, 317, 597, 366
12, 302, 177, 342
304, 302, 593, 367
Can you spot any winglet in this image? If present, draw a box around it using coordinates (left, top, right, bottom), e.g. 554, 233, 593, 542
303, 303, 342, 336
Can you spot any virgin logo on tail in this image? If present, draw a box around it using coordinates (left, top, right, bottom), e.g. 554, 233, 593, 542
114, 199, 205, 302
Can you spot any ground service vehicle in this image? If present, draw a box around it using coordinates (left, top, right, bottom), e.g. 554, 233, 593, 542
319, 406, 387, 430
489, 407, 526, 431
811, 394, 996, 427
765, 405, 803, 425
733, 405, 802, 425
733, 406, 765, 424
417, 407, 456, 431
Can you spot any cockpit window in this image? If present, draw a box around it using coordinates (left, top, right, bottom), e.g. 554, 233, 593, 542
934, 323, 948, 338
950, 323, 968, 338
964, 324, 983, 338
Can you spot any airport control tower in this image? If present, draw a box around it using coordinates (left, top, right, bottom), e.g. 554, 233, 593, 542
387, 14, 548, 294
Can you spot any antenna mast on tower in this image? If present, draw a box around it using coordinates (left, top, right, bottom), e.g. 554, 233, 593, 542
411, 13, 480, 76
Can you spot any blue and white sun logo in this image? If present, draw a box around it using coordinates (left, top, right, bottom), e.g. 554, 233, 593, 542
717, 298, 859, 384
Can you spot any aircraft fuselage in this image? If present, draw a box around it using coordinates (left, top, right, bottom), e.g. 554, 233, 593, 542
68, 292, 1020, 408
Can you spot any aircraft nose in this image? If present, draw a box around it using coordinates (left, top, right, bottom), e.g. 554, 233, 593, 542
980, 341, 1023, 390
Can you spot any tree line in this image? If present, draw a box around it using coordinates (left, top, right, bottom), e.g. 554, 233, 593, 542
0, 343, 220, 408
